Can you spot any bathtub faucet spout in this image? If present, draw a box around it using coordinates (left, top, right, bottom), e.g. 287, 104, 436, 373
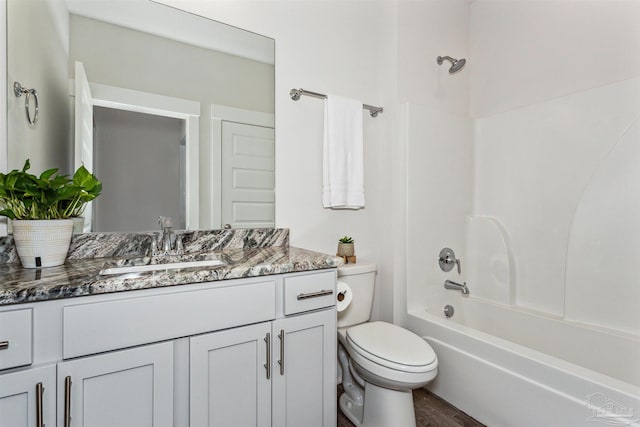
444, 280, 469, 295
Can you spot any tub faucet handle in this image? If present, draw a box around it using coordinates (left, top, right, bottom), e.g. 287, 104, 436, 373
438, 247, 461, 274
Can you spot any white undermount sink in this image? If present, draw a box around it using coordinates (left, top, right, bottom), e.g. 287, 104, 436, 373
99, 259, 226, 275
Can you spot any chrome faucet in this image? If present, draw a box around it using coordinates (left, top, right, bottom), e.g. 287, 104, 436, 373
155, 216, 184, 255
444, 279, 469, 295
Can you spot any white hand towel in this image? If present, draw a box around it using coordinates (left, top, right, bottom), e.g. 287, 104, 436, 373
323, 94, 365, 209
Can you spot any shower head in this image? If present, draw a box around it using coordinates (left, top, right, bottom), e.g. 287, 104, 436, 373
437, 56, 466, 74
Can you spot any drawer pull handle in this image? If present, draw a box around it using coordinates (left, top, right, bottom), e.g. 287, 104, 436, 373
64, 376, 72, 427
36, 382, 44, 427
0, 340, 8, 350
297, 289, 333, 300
264, 332, 271, 380
278, 329, 285, 375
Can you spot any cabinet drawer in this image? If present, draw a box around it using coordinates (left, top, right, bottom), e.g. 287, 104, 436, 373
0, 308, 32, 370
284, 271, 336, 315
63, 280, 276, 358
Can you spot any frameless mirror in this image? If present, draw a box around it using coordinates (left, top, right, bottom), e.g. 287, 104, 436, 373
7, 0, 275, 232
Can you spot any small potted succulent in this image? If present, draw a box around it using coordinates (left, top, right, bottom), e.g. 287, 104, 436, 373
0, 160, 101, 268
337, 235, 355, 257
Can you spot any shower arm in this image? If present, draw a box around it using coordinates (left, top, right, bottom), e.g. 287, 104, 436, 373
437, 56, 456, 65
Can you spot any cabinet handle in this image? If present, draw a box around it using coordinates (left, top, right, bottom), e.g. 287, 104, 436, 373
35, 382, 44, 427
277, 329, 285, 375
64, 376, 72, 427
264, 332, 271, 380
0, 340, 8, 350
297, 289, 333, 300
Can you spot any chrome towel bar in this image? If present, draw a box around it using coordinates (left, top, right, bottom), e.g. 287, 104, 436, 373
290, 88, 383, 117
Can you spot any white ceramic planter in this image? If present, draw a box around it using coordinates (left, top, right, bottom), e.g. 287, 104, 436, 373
72, 217, 85, 234
11, 219, 74, 268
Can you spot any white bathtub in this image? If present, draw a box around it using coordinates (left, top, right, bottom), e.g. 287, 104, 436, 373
403, 298, 640, 427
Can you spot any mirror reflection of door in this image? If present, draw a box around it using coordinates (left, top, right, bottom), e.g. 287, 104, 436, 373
221, 122, 275, 228
92, 108, 186, 232
74, 61, 94, 231
72, 61, 201, 232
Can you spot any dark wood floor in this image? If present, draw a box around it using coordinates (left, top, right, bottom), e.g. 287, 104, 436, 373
337, 386, 485, 427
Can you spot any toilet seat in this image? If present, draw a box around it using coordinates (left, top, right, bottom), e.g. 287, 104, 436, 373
346, 321, 436, 373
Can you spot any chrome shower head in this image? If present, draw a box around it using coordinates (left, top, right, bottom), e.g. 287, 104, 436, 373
437, 56, 466, 74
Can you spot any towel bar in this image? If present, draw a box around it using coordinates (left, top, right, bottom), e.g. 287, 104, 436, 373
289, 88, 383, 117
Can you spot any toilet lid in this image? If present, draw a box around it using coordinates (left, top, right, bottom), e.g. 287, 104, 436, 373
346, 321, 436, 369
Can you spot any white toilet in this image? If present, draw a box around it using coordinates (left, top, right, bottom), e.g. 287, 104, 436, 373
337, 262, 437, 427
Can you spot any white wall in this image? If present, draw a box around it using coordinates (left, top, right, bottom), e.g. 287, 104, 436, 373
158, 0, 398, 321
469, 1, 640, 333
470, 0, 640, 117
6, 0, 70, 174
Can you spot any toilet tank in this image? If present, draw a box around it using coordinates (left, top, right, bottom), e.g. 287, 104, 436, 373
337, 262, 377, 328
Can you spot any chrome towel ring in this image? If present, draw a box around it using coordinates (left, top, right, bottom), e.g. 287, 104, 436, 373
14, 81, 39, 125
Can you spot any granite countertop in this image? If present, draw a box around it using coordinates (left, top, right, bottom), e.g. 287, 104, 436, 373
0, 246, 342, 306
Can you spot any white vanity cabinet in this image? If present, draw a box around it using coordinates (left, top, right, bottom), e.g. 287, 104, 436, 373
189, 271, 337, 427
0, 268, 337, 427
272, 308, 336, 427
0, 364, 56, 427
56, 341, 174, 427
190, 322, 273, 427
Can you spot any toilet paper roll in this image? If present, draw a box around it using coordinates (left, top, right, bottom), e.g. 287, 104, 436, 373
336, 280, 352, 312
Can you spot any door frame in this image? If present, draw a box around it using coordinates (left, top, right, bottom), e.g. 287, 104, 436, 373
70, 81, 201, 229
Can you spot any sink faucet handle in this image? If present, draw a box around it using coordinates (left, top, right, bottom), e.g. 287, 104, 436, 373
162, 230, 173, 253
150, 235, 160, 256
175, 235, 184, 254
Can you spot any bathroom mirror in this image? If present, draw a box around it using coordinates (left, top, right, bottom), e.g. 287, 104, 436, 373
6, 0, 275, 232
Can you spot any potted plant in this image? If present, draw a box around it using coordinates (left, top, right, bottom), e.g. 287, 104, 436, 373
62, 165, 102, 234
337, 236, 355, 258
0, 160, 101, 268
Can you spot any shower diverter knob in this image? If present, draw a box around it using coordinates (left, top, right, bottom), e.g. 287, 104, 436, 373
438, 247, 461, 274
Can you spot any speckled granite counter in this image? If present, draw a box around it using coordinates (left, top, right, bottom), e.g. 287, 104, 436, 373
0, 228, 342, 306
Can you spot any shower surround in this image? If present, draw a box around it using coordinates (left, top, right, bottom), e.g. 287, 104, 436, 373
399, 0, 640, 425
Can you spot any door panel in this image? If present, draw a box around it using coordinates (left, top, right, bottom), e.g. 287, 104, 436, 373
272, 309, 337, 427
0, 365, 55, 427
57, 341, 173, 427
190, 322, 272, 427
221, 122, 275, 228
74, 61, 94, 232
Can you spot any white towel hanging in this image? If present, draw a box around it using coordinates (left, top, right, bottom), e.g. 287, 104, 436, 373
323, 94, 365, 209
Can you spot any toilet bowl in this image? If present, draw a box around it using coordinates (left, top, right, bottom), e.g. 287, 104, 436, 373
337, 263, 438, 427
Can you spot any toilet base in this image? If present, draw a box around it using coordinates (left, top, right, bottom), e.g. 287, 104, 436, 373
339, 392, 364, 426
339, 382, 417, 427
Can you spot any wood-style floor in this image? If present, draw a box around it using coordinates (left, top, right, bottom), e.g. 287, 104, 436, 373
337, 386, 486, 427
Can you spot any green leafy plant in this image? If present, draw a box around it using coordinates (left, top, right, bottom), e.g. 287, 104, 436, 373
339, 236, 354, 244
0, 160, 102, 220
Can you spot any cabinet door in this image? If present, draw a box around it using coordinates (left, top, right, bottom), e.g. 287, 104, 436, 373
190, 322, 272, 427
272, 309, 336, 427
57, 341, 174, 427
0, 364, 55, 427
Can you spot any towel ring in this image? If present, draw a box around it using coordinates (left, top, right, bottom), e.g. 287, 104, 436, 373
14, 82, 39, 125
